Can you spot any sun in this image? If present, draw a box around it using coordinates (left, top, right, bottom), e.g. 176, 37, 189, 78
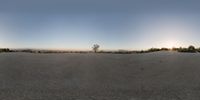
163, 40, 179, 48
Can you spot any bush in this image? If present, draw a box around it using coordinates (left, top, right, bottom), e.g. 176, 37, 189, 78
0, 48, 10, 52
178, 45, 196, 53
188, 45, 196, 52
161, 48, 169, 51
178, 48, 188, 52
197, 48, 200, 53
172, 47, 179, 51
147, 48, 161, 52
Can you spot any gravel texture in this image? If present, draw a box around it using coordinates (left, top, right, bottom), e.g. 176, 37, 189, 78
0, 51, 200, 100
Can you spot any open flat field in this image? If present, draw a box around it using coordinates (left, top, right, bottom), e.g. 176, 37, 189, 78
0, 51, 200, 100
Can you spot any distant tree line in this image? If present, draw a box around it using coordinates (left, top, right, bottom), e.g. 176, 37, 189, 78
1, 45, 200, 54
143, 45, 199, 53
95, 45, 200, 54
0, 48, 10, 52
172, 45, 197, 53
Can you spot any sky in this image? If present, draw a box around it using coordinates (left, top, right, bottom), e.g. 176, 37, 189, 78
1, 0, 200, 50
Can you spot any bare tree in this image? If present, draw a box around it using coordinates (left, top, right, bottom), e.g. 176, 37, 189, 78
92, 44, 100, 53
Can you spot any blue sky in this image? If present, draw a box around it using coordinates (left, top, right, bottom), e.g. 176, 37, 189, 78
1, 0, 200, 50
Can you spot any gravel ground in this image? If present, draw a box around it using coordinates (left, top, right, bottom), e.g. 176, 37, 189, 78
0, 51, 200, 100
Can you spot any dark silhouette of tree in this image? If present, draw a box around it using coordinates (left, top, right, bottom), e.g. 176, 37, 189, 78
161, 48, 169, 51
92, 44, 100, 53
0, 48, 10, 52
177, 45, 197, 53
147, 48, 160, 52
188, 45, 196, 52
197, 47, 200, 53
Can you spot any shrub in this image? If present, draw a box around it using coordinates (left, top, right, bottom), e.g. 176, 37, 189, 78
147, 48, 161, 52
177, 45, 196, 53
172, 47, 179, 51
178, 48, 188, 52
197, 48, 200, 53
0, 48, 10, 52
188, 45, 196, 52
161, 48, 169, 51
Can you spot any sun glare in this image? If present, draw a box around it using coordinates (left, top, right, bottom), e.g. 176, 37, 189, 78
165, 41, 176, 48
162, 40, 179, 48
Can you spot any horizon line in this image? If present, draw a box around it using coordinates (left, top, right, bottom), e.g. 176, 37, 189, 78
1, 46, 199, 51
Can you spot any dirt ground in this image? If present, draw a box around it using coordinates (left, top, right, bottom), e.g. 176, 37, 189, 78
0, 51, 200, 100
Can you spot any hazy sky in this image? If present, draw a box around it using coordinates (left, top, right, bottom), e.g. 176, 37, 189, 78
1, 0, 200, 50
